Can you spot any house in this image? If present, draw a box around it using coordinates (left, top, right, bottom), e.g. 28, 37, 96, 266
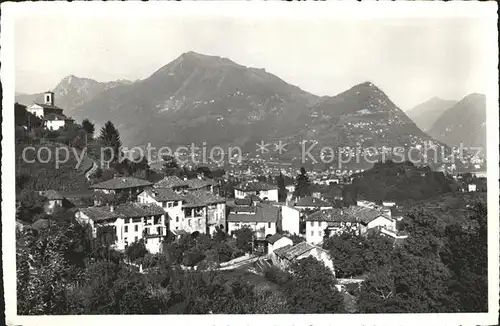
234, 181, 279, 202
266, 233, 293, 255
38, 190, 64, 214
305, 206, 396, 244
154, 175, 189, 193
344, 206, 396, 232
137, 188, 185, 231
271, 242, 335, 276
305, 208, 359, 244
227, 203, 279, 240
279, 204, 300, 235
185, 178, 218, 194
181, 191, 226, 235
467, 183, 477, 192
27, 91, 63, 118
90, 176, 153, 197
27, 91, 73, 130
75, 203, 167, 254
382, 201, 396, 208
294, 196, 332, 211
43, 113, 74, 131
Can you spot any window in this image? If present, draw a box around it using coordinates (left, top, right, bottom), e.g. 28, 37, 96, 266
134, 225, 138, 232
174, 201, 179, 207
311, 231, 314, 236
134, 236, 138, 242
124, 226, 128, 233
268, 222, 271, 228
176, 216, 179, 222
157, 226, 161, 234
188, 220, 191, 227
198, 220, 201, 226
319, 231, 322, 237
167, 202, 173, 208
311, 221, 315, 227
162, 202, 167, 208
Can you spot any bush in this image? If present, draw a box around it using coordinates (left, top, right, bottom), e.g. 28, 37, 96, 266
263, 266, 290, 286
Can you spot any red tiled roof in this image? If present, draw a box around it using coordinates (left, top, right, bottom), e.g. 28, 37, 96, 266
186, 178, 217, 190
90, 177, 153, 190
33, 102, 64, 111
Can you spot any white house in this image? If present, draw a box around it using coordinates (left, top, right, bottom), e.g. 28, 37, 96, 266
181, 191, 226, 235
75, 203, 167, 254
234, 181, 279, 202
227, 203, 279, 240
38, 190, 64, 214
280, 204, 300, 235
137, 188, 185, 231
272, 242, 335, 276
27, 91, 73, 129
305, 206, 397, 244
43, 113, 74, 131
468, 184, 477, 192
266, 233, 294, 255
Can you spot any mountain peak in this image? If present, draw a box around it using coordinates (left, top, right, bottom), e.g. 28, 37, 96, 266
177, 51, 236, 66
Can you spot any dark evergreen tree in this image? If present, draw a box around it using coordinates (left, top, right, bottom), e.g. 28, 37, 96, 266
277, 172, 287, 202
293, 167, 311, 199
98, 121, 122, 163
81, 118, 95, 135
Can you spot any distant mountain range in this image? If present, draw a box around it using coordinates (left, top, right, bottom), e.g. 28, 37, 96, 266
15, 75, 133, 116
15, 51, 484, 166
406, 97, 457, 132
427, 93, 486, 151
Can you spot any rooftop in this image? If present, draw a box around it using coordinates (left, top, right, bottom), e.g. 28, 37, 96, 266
295, 196, 332, 208
142, 188, 184, 202
32, 102, 63, 111
154, 176, 189, 189
182, 190, 225, 208
234, 181, 278, 192
266, 233, 288, 244
273, 242, 328, 261
306, 206, 390, 224
78, 203, 165, 222
90, 177, 153, 190
227, 203, 279, 223
42, 113, 72, 121
185, 178, 217, 190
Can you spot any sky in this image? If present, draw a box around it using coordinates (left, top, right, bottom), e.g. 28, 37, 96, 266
14, 12, 492, 110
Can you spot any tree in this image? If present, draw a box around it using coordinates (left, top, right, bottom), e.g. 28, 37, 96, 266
162, 154, 181, 177
233, 226, 254, 253
293, 167, 311, 199
277, 172, 287, 202
81, 118, 95, 135
98, 121, 122, 164
284, 257, 344, 313
125, 239, 148, 262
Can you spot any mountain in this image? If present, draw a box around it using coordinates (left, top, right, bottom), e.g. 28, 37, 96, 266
406, 97, 457, 132
17, 52, 452, 169
15, 75, 133, 117
70, 51, 319, 148
272, 81, 441, 167
428, 93, 486, 150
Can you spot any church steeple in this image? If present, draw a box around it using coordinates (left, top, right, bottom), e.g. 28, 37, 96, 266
44, 91, 54, 106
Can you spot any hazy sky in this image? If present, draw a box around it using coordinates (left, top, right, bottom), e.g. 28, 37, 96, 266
15, 14, 491, 110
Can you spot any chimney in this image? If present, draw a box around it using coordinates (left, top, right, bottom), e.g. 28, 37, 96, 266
110, 205, 114, 212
